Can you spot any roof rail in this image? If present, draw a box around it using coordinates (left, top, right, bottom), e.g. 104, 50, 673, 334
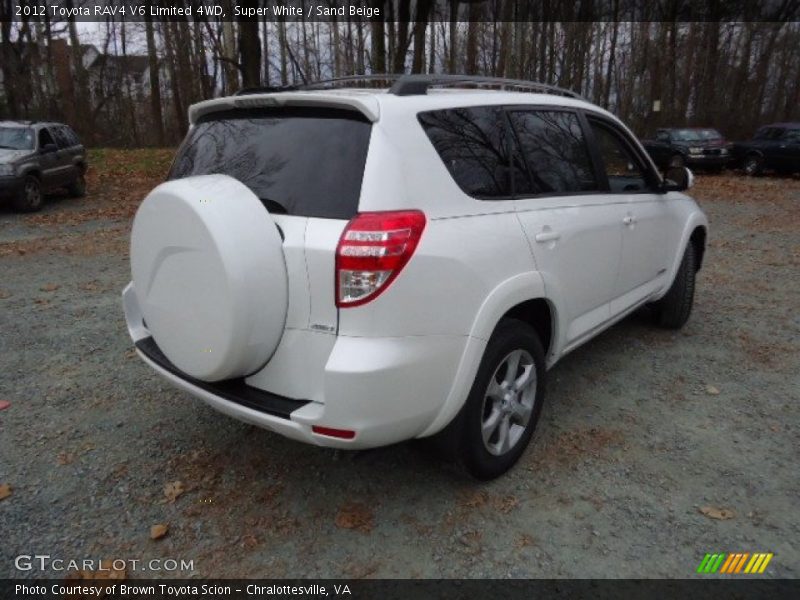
300, 74, 405, 90
388, 74, 585, 100
233, 75, 403, 96
232, 74, 585, 100
234, 85, 299, 96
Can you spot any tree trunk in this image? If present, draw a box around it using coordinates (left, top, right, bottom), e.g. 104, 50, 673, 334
238, 18, 261, 88
144, 13, 165, 146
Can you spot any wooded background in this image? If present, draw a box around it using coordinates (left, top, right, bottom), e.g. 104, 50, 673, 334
2, 0, 799, 146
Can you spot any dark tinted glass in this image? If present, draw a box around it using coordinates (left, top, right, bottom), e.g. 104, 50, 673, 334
64, 126, 81, 146
169, 107, 372, 219
782, 128, 800, 142
589, 120, 649, 192
418, 106, 521, 198
38, 128, 55, 147
51, 126, 72, 148
509, 110, 597, 195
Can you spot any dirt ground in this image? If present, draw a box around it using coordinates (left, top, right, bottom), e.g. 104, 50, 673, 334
1, 151, 798, 579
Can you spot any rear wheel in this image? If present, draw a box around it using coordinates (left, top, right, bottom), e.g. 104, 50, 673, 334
13, 175, 43, 212
457, 319, 546, 480
67, 171, 86, 197
743, 154, 763, 176
651, 242, 696, 329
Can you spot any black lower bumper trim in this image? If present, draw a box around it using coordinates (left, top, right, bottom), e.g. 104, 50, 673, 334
135, 336, 311, 419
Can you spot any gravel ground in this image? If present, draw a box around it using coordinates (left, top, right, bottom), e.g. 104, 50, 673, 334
1, 155, 798, 579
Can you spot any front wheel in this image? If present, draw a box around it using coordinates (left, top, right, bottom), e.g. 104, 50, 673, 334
13, 175, 43, 212
458, 319, 546, 480
743, 154, 763, 176
67, 171, 86, 197
651, 242, 696, 329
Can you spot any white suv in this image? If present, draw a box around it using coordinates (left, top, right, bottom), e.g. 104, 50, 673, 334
123, 75, 708, 479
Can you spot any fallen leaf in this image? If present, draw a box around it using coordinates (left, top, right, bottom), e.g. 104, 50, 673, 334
0, 400, 10, 411
150, 524, 169, 540
700, 505, 735, 520
705, 385, 720, 395
0, 290, 11, 299
163, 480, 185, 503
0, 484, 11, 501
40, 283, 60, 292
494, 495, 520, 514
57, 452, 76, 466
335, 502, 374, 532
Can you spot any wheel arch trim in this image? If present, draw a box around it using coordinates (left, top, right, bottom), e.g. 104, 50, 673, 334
419, 271, 556, 437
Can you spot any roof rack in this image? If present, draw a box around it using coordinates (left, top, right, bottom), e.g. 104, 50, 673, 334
388, 74, 584, 99
233, 74, 584, 100
234, 75, 404, 96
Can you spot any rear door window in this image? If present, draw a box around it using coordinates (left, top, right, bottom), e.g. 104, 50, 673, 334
52, 126, 72, 149
418, 106, 523, 198
169, 107, 372, 219
508, 110, 598, 195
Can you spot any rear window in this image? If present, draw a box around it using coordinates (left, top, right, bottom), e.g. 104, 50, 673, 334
169, 107, 372, 219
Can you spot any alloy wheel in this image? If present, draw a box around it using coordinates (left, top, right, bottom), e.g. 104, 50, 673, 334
480, 349, 537, 456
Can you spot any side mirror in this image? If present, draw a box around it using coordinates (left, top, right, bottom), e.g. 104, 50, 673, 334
40, 143, 57, 154
662, 166, 694, 192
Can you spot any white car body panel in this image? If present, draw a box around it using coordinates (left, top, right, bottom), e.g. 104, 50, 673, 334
124, 86, 708, 449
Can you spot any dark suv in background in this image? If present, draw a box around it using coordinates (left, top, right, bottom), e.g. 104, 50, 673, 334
642, 128, 730, 172
0, 121, 87, 212
732, 122, 800, 176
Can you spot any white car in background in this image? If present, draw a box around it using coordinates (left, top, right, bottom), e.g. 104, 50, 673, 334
123, 75, 707, 479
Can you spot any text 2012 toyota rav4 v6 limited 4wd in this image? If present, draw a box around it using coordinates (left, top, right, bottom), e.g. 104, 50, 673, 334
122, 75, 708, 479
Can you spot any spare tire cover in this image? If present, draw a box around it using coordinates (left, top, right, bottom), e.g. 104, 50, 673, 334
131, 174, 288, 382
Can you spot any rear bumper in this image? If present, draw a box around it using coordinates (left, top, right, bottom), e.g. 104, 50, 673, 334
123, 283, 468, 449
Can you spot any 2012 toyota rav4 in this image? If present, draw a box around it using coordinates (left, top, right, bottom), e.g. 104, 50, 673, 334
122, 75, 708, 479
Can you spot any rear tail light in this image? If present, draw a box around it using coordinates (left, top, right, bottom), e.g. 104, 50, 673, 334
335, 210, 426, 308
312, 426, 356, 439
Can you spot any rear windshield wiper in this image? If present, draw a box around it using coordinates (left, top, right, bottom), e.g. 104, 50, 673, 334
260, 197, 289, 215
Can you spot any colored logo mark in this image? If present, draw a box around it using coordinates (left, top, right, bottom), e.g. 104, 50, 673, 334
697, 553, 773, 574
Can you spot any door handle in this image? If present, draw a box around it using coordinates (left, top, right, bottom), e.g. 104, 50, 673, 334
534, 231, 561, 243
623, 215, 637, 226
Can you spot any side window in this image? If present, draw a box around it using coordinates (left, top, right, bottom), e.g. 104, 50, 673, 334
508, 110, 597, 195
656, 131, 670, 142
588, 120, 651, 193
782, 129, 800, 143
38, 128, 55, 149
52, 126, 72, 149
418, 106, 519, 198
65, 127, 81, 146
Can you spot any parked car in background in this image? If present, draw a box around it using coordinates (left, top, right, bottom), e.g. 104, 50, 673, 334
123, 74, 708, 480
0, 121, 87, 212
642, 128, 731, 172
731, 123, 800, 176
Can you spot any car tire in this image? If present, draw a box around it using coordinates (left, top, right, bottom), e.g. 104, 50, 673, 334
743, 154, 763, 176
13, 175, 43, 212
456, 318, 547, 480
668, 154, 685, 169
67, 171, 86, 197
651, 242, 696, 329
